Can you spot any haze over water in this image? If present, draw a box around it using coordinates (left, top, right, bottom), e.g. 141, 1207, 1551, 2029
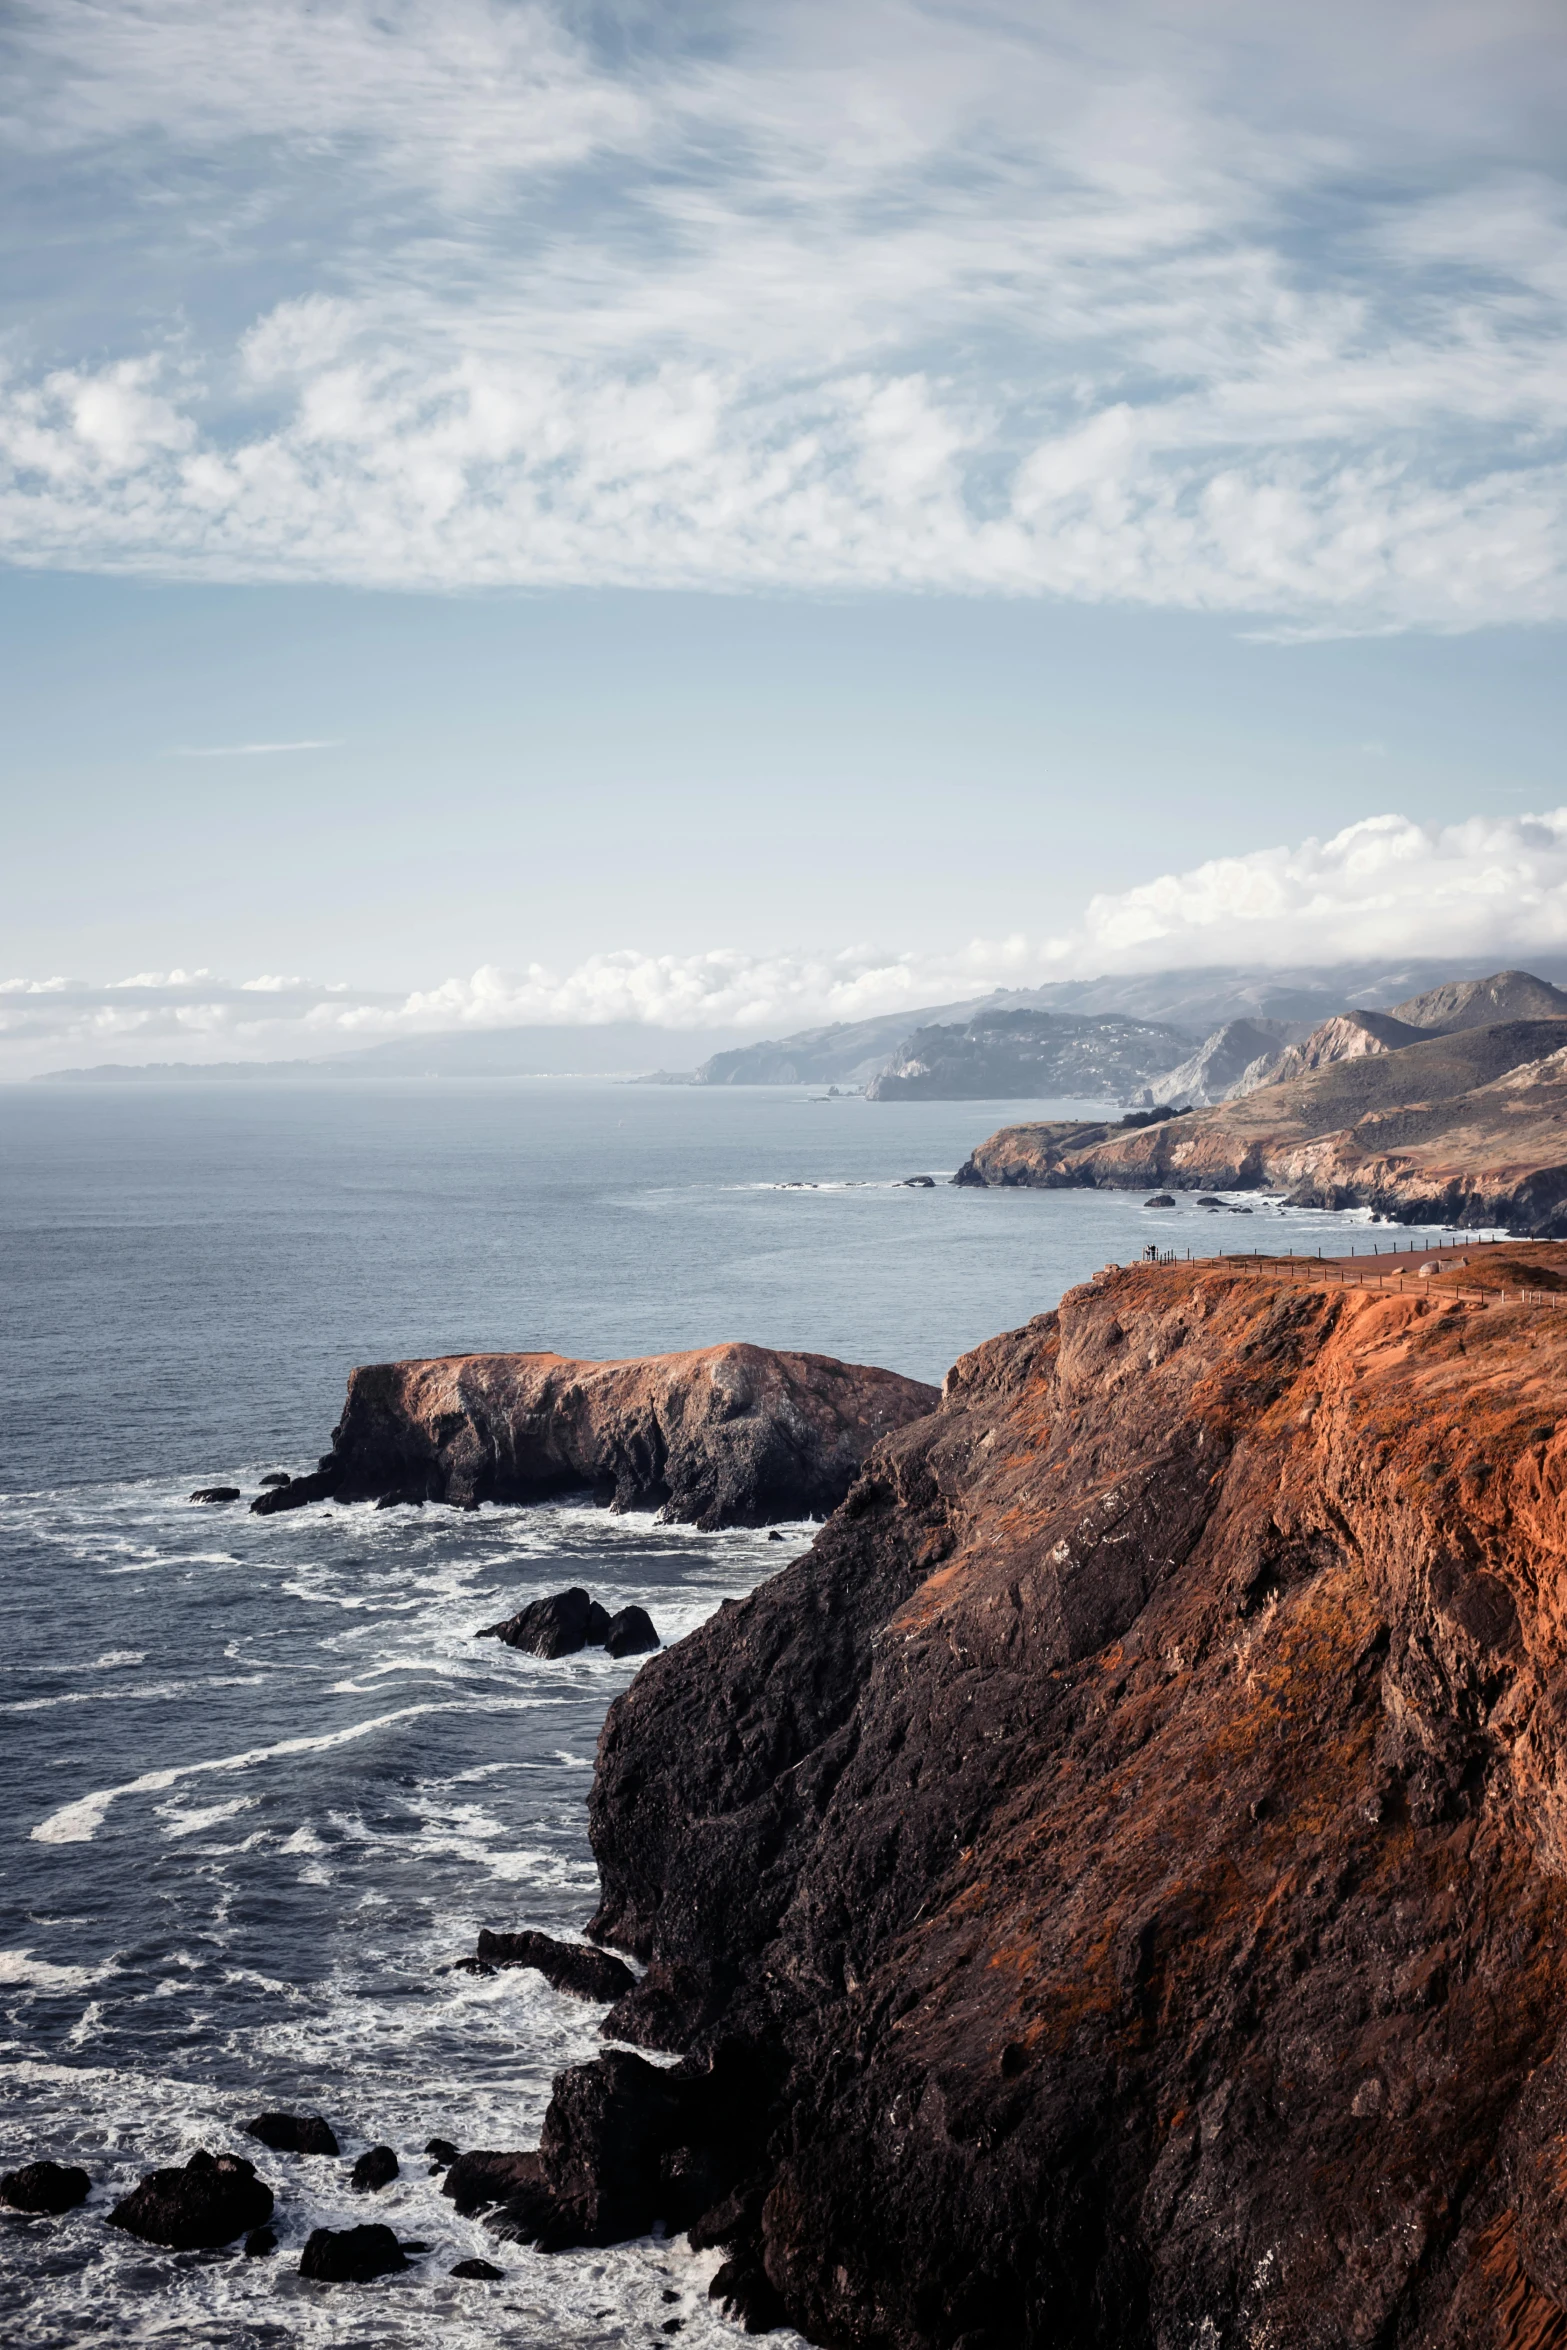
0, 1080, 1437, 2346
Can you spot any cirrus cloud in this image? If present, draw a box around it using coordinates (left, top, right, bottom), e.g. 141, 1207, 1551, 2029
0, 0, 1564, 630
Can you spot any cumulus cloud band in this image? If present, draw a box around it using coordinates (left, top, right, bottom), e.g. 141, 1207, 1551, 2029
6, 808, 1566, 1076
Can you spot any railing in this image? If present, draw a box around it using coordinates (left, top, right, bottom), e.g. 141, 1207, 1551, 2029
1212, 1233, 1556, 1310
1119, 1231, 1564, 1310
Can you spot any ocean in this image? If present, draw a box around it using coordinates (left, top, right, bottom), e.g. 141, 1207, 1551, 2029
0, 1078, 1450, 2346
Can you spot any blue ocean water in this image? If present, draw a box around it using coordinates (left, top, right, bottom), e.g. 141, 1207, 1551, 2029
0, 1079, 1444, 2346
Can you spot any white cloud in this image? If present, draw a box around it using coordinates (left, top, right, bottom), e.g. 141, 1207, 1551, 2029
8, 807, 1567, 1076
172, 740, 337, 756
0, 0, 1563, 628
1064, 808, 1567, 970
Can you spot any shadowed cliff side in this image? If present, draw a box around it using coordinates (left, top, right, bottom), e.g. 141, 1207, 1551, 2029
525, 1253, 1567, 2347
255, 1345, 938, 1530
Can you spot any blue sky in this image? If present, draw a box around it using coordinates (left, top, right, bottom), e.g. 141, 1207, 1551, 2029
2, 0, 1566, 1069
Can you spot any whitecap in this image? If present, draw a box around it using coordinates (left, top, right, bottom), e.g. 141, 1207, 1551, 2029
31, 1697, 550, 1845
157, 1796, 255, 1839
0, 1947, 110, 1991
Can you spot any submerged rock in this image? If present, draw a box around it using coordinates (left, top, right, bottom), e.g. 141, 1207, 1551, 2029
299, 2222, 408, 2282
0, 2160, 90, 2214
604, 1605, 660, 1658
188, 1486, 240, 1505
451, 2255, 505, 2279
473, 1928, 636, 2002
349, 2146, 398, 2193
108, 2151, 272, 2250
250, 1464, 342, 1516
244, 2111, 339, 2157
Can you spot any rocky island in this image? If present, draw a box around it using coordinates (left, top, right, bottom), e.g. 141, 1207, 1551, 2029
251, 1343, 939, 1528
474, 1246, 1567, 2349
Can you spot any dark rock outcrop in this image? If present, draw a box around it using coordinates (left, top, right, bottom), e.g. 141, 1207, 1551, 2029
349, 2145, 398, 2193
425, 2136, 459, 2168
451, 2255, 505, 2278
244, 2224, 277, 2257
268, 1346, 938, 1529
0, 2160, 90, 2214
250, 1465, 341, 1515
604, 1604, 660, 1657
519, 1250, 1567, 2347
472, 1928, 636, 2002
479, 1588, 609, 1656
244, 2111, 339, 2157
441, 2149, 544, 2217
469, 2050, 765, 2254
258, 1471, 292, 1489
189, 1486, 240, 1504
108, 2150, 273, 2249
299, 2222, 408, 2282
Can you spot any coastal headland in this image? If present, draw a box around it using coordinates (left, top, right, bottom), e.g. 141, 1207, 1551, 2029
466, 1247, 1567, 2348
953, 1013, 1567, 1232
254, 1344, 938, 1529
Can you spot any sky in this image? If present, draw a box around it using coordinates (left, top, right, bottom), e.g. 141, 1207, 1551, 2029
2, 0, 1566, 1072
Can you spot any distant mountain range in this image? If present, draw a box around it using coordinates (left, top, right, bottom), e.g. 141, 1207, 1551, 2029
38, 1021, 746, 1083
694, 957, 1567, 1102
37, 958, 1567, 1096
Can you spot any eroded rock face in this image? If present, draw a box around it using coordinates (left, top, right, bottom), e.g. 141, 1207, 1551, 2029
108, 2151, 273, 2249
543, 1254, 1567, 2349
264, 1344, 938, 1529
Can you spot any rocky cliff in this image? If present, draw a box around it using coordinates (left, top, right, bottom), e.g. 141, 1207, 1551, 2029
865, 1011, 1197, 1103
1142, 1015, 1308, 1109
502, 1253, 1567, 2349
954, 1018, 1567, 1232
254, 1345, 939, 1529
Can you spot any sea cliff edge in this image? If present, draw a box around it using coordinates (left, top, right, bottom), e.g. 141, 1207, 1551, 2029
482, 1248, 1567, 2349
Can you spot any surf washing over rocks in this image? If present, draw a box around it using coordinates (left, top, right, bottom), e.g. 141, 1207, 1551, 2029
0, 1080, 1501, 2348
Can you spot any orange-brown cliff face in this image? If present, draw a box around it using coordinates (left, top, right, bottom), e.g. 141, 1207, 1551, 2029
500, 1252, 1567, 2347
255, 1344, 939, 1529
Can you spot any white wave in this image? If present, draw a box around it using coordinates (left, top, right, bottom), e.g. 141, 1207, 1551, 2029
86, 1650, 145, 1668
4, 1678, 190, 1713
0, 1947, 110, 1991
156, 1796, 255, 1839
30, 1697, 549, 1845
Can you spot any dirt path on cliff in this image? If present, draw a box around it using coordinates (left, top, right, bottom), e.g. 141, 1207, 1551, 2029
1157, 1235, 1567, 1310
